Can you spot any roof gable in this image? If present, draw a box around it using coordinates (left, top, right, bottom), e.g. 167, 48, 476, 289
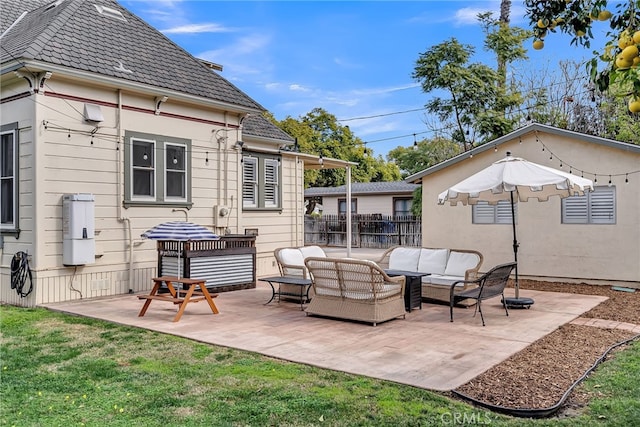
1, 0, 263, 111
406, 123, 640, 183
243, 113, 294, 143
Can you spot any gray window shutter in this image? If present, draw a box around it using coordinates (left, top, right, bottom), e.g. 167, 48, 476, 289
562, 187, 615, 224
473, 201, 515, 224
589, 187, 615, 223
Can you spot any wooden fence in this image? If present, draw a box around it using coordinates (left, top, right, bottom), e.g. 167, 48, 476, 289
304, 214, 421, 248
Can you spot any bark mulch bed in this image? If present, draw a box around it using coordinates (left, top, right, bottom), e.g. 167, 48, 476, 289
452, 280, 640, 415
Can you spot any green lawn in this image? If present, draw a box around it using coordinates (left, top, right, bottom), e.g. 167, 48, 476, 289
1, 306, 638, 426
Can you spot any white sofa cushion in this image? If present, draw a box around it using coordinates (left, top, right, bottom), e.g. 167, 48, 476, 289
444, 251, 480, 277
417, 248, 449, 275
299, 245, 326, 259
425, 274, 468, 287
389, 247, 422, 271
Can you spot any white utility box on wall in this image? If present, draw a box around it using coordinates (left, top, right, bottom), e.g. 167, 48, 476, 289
62, 193, 95, 266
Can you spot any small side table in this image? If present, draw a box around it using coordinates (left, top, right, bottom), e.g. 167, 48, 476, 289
384, 270, 430, 311
261, 276, 312, 311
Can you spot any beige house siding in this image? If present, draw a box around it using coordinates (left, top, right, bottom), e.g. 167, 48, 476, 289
1, 75, 303, 305
416, 129, 640, 285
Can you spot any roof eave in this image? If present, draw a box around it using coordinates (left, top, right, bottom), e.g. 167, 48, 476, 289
4, 60, 262, 114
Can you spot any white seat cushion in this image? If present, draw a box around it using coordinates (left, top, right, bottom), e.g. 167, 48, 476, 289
299, 245, 326, 259
417, 248, 449, 275
389, 247, 421, 271
426, 274, 467, 287
444, 251, 480, 277
279, 248, 305, 276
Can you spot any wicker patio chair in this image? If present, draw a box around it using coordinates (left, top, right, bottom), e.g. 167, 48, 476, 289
449, 262, 517, 326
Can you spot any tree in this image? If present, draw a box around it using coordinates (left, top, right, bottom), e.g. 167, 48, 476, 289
524, 0, 640, 114
412, 13, 529, 151
387, 136, 461, 177
271, 108, 401, 187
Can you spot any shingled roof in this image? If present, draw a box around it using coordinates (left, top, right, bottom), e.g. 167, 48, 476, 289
242, 113, 294, 143
1, 0, 263, 111
305, 182, 419, 197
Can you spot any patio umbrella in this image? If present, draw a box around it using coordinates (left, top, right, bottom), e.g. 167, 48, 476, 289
438, 152, 593, 307
141, 221, 219, 279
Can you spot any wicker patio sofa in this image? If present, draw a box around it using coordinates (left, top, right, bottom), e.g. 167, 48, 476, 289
375, 246, 483, 305
303, 257, 406, 326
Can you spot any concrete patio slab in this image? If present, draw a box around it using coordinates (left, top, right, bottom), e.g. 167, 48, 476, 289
44, 281, 606, 391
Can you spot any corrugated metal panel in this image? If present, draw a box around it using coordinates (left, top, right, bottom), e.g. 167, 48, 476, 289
161, 254, 253, 287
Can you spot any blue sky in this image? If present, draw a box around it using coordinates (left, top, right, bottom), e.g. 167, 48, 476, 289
122, 1, 609, 158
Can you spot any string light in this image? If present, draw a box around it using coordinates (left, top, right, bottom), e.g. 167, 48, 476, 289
205, 151, 209, 165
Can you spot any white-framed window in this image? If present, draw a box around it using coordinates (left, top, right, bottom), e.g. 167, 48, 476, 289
562, 186, 615, 224
165, 143, 186, 200
1, 123, 18, 233
132, 138, 155, 199
472, 200, 517, 224
242, 152, 281, 210
124, 131, 191, 207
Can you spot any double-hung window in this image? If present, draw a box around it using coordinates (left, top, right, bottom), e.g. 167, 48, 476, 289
1, 123, 18, 233
472, 200, 516, 224
393, 197, 412, 216
125, 131, 191, 207
338, 198, 357, 215
242, 152, 281, 210
562, 186, 615, 224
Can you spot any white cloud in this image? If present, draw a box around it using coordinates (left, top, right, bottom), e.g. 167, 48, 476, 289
289, 84, 312, 92
161, 23, 234, 34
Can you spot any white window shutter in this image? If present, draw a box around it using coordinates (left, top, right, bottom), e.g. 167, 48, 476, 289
589, 187, 615, 223
243, 157, 257, 207
264, 159, 279, 207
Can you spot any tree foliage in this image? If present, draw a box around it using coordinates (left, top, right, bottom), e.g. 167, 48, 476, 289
270, 108, 401, 188
412, 13, 529, 151
387, 137, 461, 178
524, 1, 640, 113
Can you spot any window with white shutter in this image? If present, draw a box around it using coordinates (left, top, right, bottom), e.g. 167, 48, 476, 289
472, 200, 516, 224
242, 153, 281, 210
562, 186, 615, 224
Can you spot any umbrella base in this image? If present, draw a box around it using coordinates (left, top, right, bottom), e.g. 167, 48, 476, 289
504, 297, 534, 309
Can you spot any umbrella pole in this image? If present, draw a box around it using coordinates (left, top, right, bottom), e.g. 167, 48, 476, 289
504, 190, 534, 309
511, 190, 519, 298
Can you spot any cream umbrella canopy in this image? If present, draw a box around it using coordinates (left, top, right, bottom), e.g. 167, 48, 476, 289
438, 152, 594, 307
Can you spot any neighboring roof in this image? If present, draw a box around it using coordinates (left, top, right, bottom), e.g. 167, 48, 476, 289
305, 182, 419, 197
406, 122, 640, 183
242, 113, 294, 143
0, 0, 263, 112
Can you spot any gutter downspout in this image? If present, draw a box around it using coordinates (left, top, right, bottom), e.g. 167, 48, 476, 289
116, 89, 133, 293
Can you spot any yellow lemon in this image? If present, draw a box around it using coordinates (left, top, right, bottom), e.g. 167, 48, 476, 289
576, 30, 586, 37
618, 32, 633, 48
634, 31, 640, 44
533, 40, 544, 50
598, 10, 612, 21
621, 45, 639, 61
615, 55, 633, 69
629, 99, 640, 113
537, 19, 549, 29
